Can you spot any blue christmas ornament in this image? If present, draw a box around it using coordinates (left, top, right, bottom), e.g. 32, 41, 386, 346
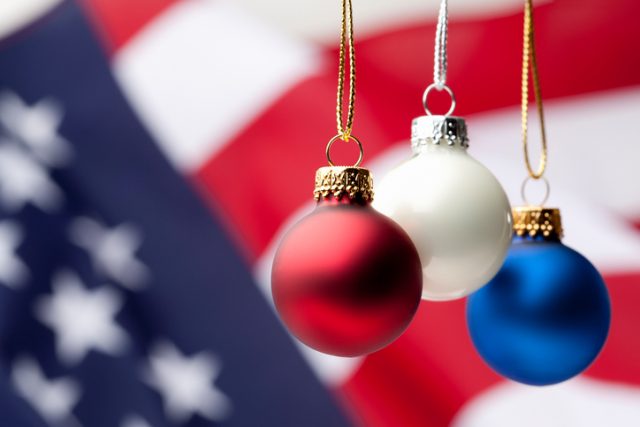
467, 207, 611, 386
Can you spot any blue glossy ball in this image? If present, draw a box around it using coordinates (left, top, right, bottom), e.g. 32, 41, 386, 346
467, 237, 611, 386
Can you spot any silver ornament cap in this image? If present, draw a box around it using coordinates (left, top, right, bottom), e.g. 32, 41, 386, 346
411, 115, 469, 152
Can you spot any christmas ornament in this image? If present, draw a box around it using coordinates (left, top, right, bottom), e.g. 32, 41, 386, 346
271, 0, 423, 357
466, 0, 610, 386
467, 207, 611, 386
272, 165, 423, 357
374, 0, 512, 301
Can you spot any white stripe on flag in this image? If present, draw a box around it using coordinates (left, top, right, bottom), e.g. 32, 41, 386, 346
237, 0, 548, 41
113, 0, 321, 171
0, 0, 64, 40
452, 377, 640, 427
467, 87, 640, 272
467, 87, 640, 219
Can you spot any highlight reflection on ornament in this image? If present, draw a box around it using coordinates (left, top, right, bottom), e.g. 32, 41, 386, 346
272, 166, 423, 357
467, 207, 611, 386
374, 115, 512, 301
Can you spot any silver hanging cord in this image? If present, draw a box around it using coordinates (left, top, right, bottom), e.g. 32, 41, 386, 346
423, 0, 456, 116
433, 0, 448, 89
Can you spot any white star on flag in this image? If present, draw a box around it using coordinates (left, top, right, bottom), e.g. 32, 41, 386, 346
69, 217, 149, 290
121, 414, 153, 427
0, 142, 64, 213
11, 356, 82, 427
35, 269, 130, 366
0, 221, 28, 288
143, 341, 232, 424
0, 91, 72, 166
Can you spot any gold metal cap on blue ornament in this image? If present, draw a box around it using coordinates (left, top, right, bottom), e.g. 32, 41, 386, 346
512, 206, 563, 240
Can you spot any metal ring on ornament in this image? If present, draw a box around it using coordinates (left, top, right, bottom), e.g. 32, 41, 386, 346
521, 175, 550, 207
422, 83, 456, 117
326, 134, 364, 167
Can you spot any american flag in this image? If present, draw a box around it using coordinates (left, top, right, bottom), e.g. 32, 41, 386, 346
0, 0, 639, 427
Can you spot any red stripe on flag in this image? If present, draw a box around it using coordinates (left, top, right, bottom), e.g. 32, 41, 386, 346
356, 0, 640, 121
196, 0, 640, 262
339, 272, 640, 427
80, 0, 178, 53
585, 273, 640, 385
341, 301, 499, 427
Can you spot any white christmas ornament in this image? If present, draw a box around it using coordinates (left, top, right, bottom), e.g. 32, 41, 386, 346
374, 115, 512, 301
375, 0, 511, 300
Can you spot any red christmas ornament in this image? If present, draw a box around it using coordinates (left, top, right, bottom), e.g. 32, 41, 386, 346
272, 166, 423, 357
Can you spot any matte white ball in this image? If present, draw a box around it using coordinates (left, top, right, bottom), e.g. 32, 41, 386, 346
374, 116, 512, 301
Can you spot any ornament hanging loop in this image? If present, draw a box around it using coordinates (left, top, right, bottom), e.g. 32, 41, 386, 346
332, 0, 361, 163
521, 0, 548, 181
521, 175, 550, 207
425, 0, 456, 117
326, 134, 364, 167
423, 83, 456, 116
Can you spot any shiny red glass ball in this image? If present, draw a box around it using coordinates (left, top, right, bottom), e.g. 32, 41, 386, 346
272, 197, 423, 357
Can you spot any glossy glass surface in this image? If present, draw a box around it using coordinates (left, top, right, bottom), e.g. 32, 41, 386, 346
375, 146, 512, 301
467, 237, 611, 386
272, 198, 423, 357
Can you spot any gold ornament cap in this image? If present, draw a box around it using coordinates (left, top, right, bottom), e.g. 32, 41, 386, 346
512, 206, 563, 240
313, 166, 374, 202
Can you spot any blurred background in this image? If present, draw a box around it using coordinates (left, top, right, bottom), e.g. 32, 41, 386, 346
0, 0, 639, 426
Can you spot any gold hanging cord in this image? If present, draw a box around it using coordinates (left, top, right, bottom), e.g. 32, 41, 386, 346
521, 0, 548, 180
326, 0, 363, 167
336, 0, 356, 141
